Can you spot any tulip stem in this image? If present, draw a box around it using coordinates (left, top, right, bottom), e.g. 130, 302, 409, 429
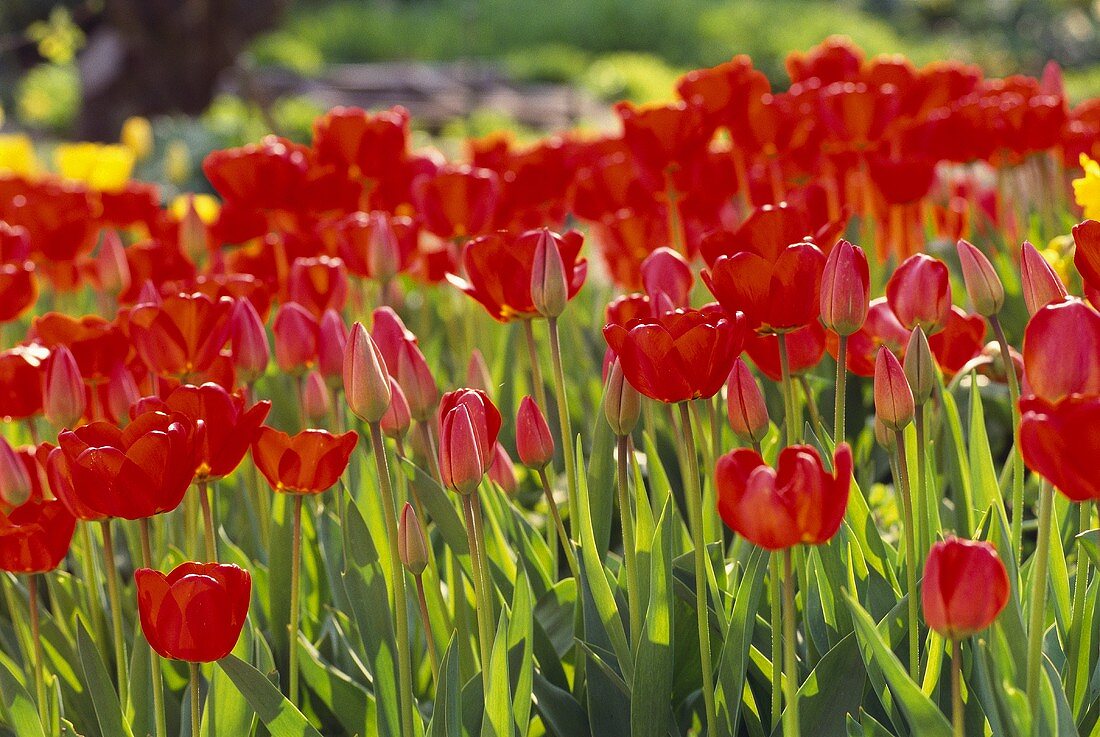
537, 467, 579, 581
893, 428, 920, 680
769, 554, 782, 731
546, 317, 578, 538
951, 638, 964, 737
522, 320, 550, 413
834, 335, 848, 444
28, 575, 46, 725
989, 314, 1024, 565
100, 520, 129, 707
782, 549, 800, 737
415, 573, 440, 682
1027, 480, 1054, 716
288, 495, 303, 706
1067, 502, 1092, 709
140, 518, 167, 737
677, 402, 718, 737
777, 333, 800, 445
197, 479, 218, 562
78, 522, 107, 666
461, 492, 495, 696
913, 406, 929, 563
369, 422, 415, 737
613, 436, 641, 645
190, 663, 201, 737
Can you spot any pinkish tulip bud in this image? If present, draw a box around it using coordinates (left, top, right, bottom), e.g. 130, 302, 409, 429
273, 302, 319, 374
317, 309, 349, 381
398, 502, 428, 574
107, 362, 141, 423
397, 343, 439, 422
820, 239, 870, 336
873, 415, 895, 450
43, 345, 85, 428
366, 212, 401, 284
1020, 241, 1068, 316
903, 327, 934, 405
874, 347, 914, 431
96, 230, 131, 295
956, 240, 1004, 317
136, 279, 162, 306
301, 370, 331, 424
440, 405, 485, 494
516, 396, 554, 469
641, 247, 693, 310
0, 436, 32, 508
531, 229, 569, 318
343, 322, 392, 424
230, 298, 271, 384
488, 442, 518, 495
603, 358, 641, 437
465, 348, 493, 396
726, 357, 769, 444
381, 377, 411, 441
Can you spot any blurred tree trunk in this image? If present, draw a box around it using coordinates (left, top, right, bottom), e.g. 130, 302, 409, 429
77, 0, 289, 140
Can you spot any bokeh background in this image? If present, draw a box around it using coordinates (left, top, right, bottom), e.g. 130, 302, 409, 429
3, 0, 1100, 192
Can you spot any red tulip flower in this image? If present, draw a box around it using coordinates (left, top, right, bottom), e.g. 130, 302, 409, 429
640, 247, 694, 312
603, 308, 747, 403
128, 292, 235, 378
272, 302, 320, 374
0, 345, 46, 420
922, 537, 1009, 639
42, 345, 86, 428
885, 254, 951, 334
716, 443, 853, 550
1071, 219, 1100, 293
30, 313, 128, 381
1020, 395, 1100, 502
744, 322, 826, 382
370, 308, 439, 421
0, 499, 76, 574
1020, 241, 1068, 316
412, 165, 500, 240
0, 260, 36, 323
874, 348, 915, 431
288, 256, 349, 318
438, 388, 502, 495
516, 396, 554, 469
333, 211, 414, 282
827, 298, 910, 377
311, 105, 410, 180
135, 562, 251, 662
820, 239, 869, 336
615, 100, 709, 174
229, 298, 271, 384
1022, 299, 1100, 403
927, 306, 986, 377
726, 358, 770, 444
252, 427, 357, 494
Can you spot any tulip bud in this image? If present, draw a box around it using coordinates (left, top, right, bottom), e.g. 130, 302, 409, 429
343, 322, 392, 423
531, 229, 569, 318
230, 299, 271, 384
43, 346, 86, 428
874, 347, 914, 431
317, 309, 348, 381
136, 279, 162, 306
1020, 240, 1068, 316
603, 359, 641, 437
885, 254, 951, 334
107, 362, 141, 423
439, 405, 485, 494
381, 377, 411, 441
903, 327, 934, 406
922, 536, 1009, 640
516, 396, 554, 469
726, 358, 769, 444
0, 437, 32, 507
366, 212, 401, 284
398, 502, 429, 575
641, 247, 693, 310
96, 230, 131, 295
397, 343, 439, 422
273, 302, 318, 373
873, 416, 895, 450
301, 370, 331, 424
956, 240, 1004, 317
465, 349, 494, 396
820, 239, 870, 336
488, 442, 518, 495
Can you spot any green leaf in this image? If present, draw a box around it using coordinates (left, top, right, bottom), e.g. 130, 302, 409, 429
480, 610, 514, 737
217, 654, 323, 737
75, 620, 134, 737
201, 619, 256, 737
630, 496, 675, 737
775, 634, 866, 737
715, 546, 768, 735
0, 651, 45, 737
507, 569, 535, 732
428, 637, 462, 737
400, 458, 470, 555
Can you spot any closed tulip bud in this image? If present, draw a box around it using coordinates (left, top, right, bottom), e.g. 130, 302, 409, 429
301, 370, 331, 424
44, 346, 85, 428
727, 358, 769, 444
398, 502, 428, 575
0, 436, 32, 508
885, 254, 951, 334
531, 229, 569, 318
1020, 241, 1068, 316
873, 416, 895, 450
230, 299, 270, 384
136, 279, 162, 306
317, 309, 348, 381
465, 349, 493, 396
874, 348, 914, 431
922, 537, 1009, 639
343, 322, 392, 423
366, 214, 401, 284
956, 240, 1004, 317
96, 230, 131, 295
641, 247, 693, 310
273, 302, 319, 374
107, 362, 141, 423
440, 405, 486, 494
820, 239, 869, 336
903, 327, 934, 405
380, 377, 411, 441
516, 396, 554, 469
397, 343, 439, 422
603, 359, 641, 437
488, 442, 518, 495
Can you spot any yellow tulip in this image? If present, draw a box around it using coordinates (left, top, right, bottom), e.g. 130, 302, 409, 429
0, 134, 41, 177
120, 116, 154, 161
54, 142, 135, 191
1072, 154, 1100, 221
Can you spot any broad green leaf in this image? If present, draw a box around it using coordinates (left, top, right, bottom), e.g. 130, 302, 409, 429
75, 621, 134, 737
428, 637, 462, 737
217, 654, 323, 737
201, 618, 256, 737
716, 546, 768, 736
630, 497, 675, 737
401, 458, 470, 556
507, 570, 535, 732
774, 633, 866, 737
480, 611, 513, 737
0, 651, 45, 737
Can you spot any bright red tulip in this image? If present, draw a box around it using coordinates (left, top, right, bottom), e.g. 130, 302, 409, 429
272, 302, 320, 374
289, 256, 349, 318
370, 307, 439, 421
516, 396, 554, 469
128, 293, 235, 378
885, 254, 951, 334
43, 345, 86, 428
927, 306, 986, 377
343, 322, 392, 423
135, 562, 251, 662
716, 443, 853, 550
820, 239, 869, 336
317, 309, 348, 381
488, 442, 518, 495
826, 297, 910, 378
1020, 395, 1100, 502
0, 345, 47, 421
726, 358, 769, 444
743, 321, 826, 382
1020, 241, 1068, 316
311, 105, 410, 179
333, 211, 412, 282
438, 389, 501, 495
874, 347, 915, 431
1072, 219, 1100, 292
30, 313, 128, 381
380, 377, 411, 440
412, 165, 500, 240
0, 260, 36, 323
641, 247, 694, 312
922, 537, 1009, 639
603, 308, 747, 404
252, 427, 357, 494
0, 499, 76, 573
614, 100, 708, 174
1022, 299, 1100, 403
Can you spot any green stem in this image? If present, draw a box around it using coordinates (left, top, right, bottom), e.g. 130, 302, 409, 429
415, 575, 440, 683
100, 521, 129, 707
78, 522, 106, 668
140, 519, 167, 737
370, 422, 415, 737
782, 549, 800, 737
538, 467, 579, 581
547, 317, 578, 539
770, 554, 782, 732
190, 662, 201, 737
777, 333, 800, 445
914, 406, 929, 565
288, 495, 303, 705
799, 376, 822, 435
461, 492, 495, 695
29, 575, 46, 725
951, 638, 964, 737
1067, 502, 1092, 709
197, 479, 217, 562
677, 402, 717, 737
614, 436, 641, 645
990, 314, 1024, 566
1027, 481, 1054, 715
834, 335, 847, 444
522, 319, 550, 413
894, 428, 920, 680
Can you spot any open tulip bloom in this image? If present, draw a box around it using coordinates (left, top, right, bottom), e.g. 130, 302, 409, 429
4, 34, 1100, 737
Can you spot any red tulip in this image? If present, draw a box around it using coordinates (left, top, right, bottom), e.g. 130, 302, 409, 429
1072, 219, 1100, 292
885, 254, 951, 334
343, 322, 392, 423
333, 211, 411, 282
301, 371, 331, 424
487, 442, 518, 495
135, 562, 251, 662
927, 306, 986, 377
614, 100, 708, 174
716, 443, 853, 550
0, 499, 76, 573
438, 389, 501, 495
317, 309, 348, 381
0, 437, 32, 508
398, 502, 428, 574
641, 247, 694, 312
0, 221, 30, 261
603, 308, 747, 404
229, 298, 270, 384
30, 313, 128, 381
412, 165, 500, 240
311, 105, 410, 179
956, 240, 1005, 317
272, 302, 320, 374
531, 229, 572, 319
922, 537, 1009, 639
827, 298, 911, 377
1020, 395, 1100, 502
516, 396, 554, 469
1020, 241, 1068, 316
43, 345, 86, 428
252, 427, 357, 494
289, 256, 349, 318
820, 239, 869, 336
465, 349, 494, 396
874, 348, 915, 431
380, 377, 411, 441
726, 358, 769, 444
128, 293, 235, 378
0, 345, 46, 421
370, 307, 440, 421
0, 260, 36, 323
202, 135, 309, 215
1022, 299, 1100, 403
603, 358, 641, 437
743, 321, 826, 382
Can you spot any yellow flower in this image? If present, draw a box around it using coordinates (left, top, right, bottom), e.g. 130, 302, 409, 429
0, 134, 41, 177
54, 142, 134, 191
169, 193, 220, 224
164, 140, 192, 185
1043, 236, 1075, 286
1072, 154, 1100, 220
120, 116, 154, 161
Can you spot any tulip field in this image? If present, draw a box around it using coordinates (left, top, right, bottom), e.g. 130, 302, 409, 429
4, 35, 1100, 737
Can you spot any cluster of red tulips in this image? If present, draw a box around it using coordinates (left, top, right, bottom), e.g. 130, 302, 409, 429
1, 34, 1100, 737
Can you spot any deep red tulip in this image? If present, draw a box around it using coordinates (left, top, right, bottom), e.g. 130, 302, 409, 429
1020, 395, 1100, 502
927, 306, 986, 377
252, 427, 357, 494
413, 165, 500, 240
202, 135, 309, 215
726, 358, 769, 444
516, 396, 554, 469
0, 221, 30, 261
369, 307, 440, 421
0, 260, 36, 323
922, 537, 1009, 639
1072, 219, 1100, 292
743, 321, 826, 382
128, 293, 235, 378
317, 309, 348, 381
30, 313, 128, 381
438, 389, 501, 495
289, 256, 349, 318
820, 239, 869, 336
272, 302, 320, 374
333, 211, 413, 282
716, 443, 853, 550
229, 298, 270, 384
43, 345, 86, 428
1022, 299, 1100, 403
605, 293, 653, 325
0, 345, 46, 420
827, 297, 910, 377
311, 105, 410, 179
603, 308, 747, 404
135, 562, 251, 662
885, 254, 951, 334
640, 247, 694, 312
614, 100, 708, 174
487, 442, 518, 495
1020, 241, 1068, 316
0, 498, 76, 573
874, 348, 915, 431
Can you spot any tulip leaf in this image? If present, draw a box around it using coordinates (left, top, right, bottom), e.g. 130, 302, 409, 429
715, 545, 768, 735
774, 633, 866, 737
631, 496, 675, 737
480, 607, 514, 737
427, 636, 462, 737
296, 636, 374, 737
967, 381, 1006, 522
400, 457, 471, 555
507, 568, 535, 732
940, 385, 975, 536
0, 651, 45, 737
201, 619, 255, 737
1077, 529, 1100, 568
217, 654, 323, 737
587, 413, 617, 557
75, 621, 134, 737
